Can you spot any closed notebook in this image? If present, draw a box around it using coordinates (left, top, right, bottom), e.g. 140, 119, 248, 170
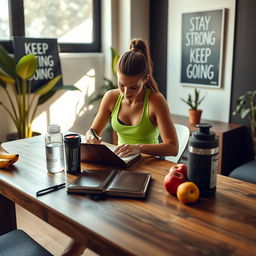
67, 169, 151, 198
80, 143, 141, 168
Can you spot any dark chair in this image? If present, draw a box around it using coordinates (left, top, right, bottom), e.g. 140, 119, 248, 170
0, 229, 53, 256
229, 159, 256, 184
228, 127, 256, 184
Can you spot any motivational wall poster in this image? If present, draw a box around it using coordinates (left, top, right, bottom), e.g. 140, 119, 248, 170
13, 37, 63, 92
181, 9, 225, 88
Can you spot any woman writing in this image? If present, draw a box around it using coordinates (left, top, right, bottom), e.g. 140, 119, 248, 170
62, 39, 178, 256
86, 39, 178, 157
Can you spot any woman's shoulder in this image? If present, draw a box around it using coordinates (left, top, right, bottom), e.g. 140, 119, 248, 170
103, 89, 120, 101
148, 90, 169, 113
101, 89, 120, 111
148, 90, 166, 103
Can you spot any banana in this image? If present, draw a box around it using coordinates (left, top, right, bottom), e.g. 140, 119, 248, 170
0, 159, 13, 169
0, 143, 19, 165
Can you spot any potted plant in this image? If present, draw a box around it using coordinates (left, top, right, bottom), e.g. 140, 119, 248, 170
0, 45, 79, 139
181, 88, 206, 124
233, 90, 256, 154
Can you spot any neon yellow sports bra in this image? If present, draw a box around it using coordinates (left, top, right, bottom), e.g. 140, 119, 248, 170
111, 88, 159, 145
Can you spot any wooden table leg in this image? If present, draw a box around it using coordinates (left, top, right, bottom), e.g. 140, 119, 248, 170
0, 194, 17, 235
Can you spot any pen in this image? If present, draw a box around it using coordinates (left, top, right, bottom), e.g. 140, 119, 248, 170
36, 183, 66, 197
90, 128, 99, 141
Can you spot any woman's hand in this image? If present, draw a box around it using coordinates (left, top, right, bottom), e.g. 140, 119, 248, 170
85, 129, 102, 144
114, 144, 141, 157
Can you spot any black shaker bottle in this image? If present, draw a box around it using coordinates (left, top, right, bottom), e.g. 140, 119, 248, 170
64, 134, 81, 174
188, 123, 219, 197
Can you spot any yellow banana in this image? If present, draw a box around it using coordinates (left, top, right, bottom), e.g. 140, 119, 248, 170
0, 144, 19, 165
0, 159, 13, 169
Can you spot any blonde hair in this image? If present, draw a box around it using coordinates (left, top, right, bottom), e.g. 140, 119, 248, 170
117, 39, 159, 92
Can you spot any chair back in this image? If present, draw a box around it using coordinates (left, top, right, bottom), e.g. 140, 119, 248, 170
166, 124, 190, 163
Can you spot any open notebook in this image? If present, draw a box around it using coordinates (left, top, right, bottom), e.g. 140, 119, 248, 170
80, 143, 141, 168
67, 169, 151, 199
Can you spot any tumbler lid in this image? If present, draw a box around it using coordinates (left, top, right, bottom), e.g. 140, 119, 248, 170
64, 134, 81, 144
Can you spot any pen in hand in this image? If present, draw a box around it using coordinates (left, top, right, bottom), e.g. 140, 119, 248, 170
90, 128, 99, 141
36, 183, 66, 197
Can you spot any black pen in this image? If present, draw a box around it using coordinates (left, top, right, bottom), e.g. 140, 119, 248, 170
36, 183, 66, 197
90, 128, 99, 141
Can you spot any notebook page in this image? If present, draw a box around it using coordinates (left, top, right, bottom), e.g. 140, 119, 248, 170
106, 145, 140, 164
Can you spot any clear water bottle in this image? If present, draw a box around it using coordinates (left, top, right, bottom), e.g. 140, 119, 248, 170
45, 124, 64, 173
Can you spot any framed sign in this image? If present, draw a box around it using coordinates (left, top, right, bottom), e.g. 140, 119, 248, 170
13, 37, 63, 92
181, 9, 225, 88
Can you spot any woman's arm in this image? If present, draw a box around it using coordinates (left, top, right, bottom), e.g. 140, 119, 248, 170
115, 92, 179, 157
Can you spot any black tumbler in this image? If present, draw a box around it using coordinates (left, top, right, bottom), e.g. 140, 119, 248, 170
188, 123, 219, 197
64, 134, 81, 174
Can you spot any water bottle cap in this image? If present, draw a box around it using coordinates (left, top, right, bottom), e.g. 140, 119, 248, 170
47, 124, 60, 133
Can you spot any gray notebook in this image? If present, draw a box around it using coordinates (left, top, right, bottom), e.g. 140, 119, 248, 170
67, 169, 151, 199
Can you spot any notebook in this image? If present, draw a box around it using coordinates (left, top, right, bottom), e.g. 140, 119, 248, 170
67, 169, 151, 199
80, 143, 141, 168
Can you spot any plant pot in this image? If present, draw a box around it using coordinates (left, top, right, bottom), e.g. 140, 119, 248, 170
6, 131, 41, 141
188, 109, 202, 125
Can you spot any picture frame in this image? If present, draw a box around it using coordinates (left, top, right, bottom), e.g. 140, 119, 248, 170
13, 37, 63, 92
180, 9, 226, 88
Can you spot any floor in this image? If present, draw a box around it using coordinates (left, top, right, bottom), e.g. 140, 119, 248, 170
16, 204, 99, 256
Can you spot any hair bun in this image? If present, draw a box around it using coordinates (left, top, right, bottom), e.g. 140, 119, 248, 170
130, 39, 145, 53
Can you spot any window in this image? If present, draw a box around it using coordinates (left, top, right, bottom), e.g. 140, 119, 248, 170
0, 0, 100, 53
0, 0, 10, 40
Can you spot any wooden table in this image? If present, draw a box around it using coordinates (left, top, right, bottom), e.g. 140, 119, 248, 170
0, 136, 256, 256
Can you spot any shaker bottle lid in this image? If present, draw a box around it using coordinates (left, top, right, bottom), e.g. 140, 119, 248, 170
192, 123, 215, 141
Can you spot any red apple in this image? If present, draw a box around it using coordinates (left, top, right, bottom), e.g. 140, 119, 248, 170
169, 164, 188, 179
164, 171, 186, 195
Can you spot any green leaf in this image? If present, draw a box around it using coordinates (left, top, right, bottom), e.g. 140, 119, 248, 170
34, 75, 61, 95
0, 45, 16, 77
241, 108, 250, 119
38, 90, 56, 105
15, 54, 38, 80
53, 85, 79, 91
0, 73, 15, 85
111, 47, 120, 76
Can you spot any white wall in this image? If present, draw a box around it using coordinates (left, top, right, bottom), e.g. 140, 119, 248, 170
167, 0, 236, 122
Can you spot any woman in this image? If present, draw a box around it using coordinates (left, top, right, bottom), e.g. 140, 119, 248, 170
86, 39, 178, 157
62, 39, 178, 256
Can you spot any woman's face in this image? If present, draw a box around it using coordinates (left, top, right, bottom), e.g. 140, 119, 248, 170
117, 72, 147, 100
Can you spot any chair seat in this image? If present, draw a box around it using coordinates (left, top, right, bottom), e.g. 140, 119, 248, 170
0, 229, 53, 256
229, 160, 256, 184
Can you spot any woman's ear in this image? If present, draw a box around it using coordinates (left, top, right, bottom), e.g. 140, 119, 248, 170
143, 74, 150, 84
